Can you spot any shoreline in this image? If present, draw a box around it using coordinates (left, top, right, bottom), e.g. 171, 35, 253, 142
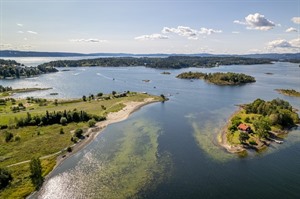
51, 97, 159, 172
218, 108, 246, 154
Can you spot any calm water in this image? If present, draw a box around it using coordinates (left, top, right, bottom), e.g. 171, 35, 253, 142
1, 59, 300, 199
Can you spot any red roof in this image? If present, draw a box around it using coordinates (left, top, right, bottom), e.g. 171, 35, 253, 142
238, 123, 250, 131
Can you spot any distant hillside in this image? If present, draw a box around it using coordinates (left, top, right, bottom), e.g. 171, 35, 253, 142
37, 56, 272, 69
0, 50, 299, 63
239, 53, 300, 63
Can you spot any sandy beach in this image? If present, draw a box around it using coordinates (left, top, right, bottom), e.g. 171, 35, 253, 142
55, 97, 159, 166
218, 109, 245, 154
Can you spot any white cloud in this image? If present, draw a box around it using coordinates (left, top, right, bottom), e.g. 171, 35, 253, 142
17, 23, 23, 27
70, 38, 108, 43
286, 27, 298, 33
199, 27, 222, 35
290, 38, 300, 47
0, 43, 12, 49
234, 13, 275, 30
267, 38, 300, 49
18, 31, 24, 34
291, 17, 300, 24
232, 31, 240, 34
134, 34, 169, 41
27, 30, 38, 34
162, 26, 198, 38
162, 26, 222, 40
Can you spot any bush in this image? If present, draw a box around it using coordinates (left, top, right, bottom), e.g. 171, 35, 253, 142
88, 119, 96, 127
4, 131, 13, 142
67, 147, 72, 152
60, 117, 68, 126
74, 128, 83, 138
14, 136, 21, 142
59, 128, 64, 134
0, 168, 12, 189
249, 140, 258, 145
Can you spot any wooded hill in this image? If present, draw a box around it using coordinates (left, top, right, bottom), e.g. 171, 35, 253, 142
37, 56, 272, 69
176, 71, 256, 85
0, 59, 58, 79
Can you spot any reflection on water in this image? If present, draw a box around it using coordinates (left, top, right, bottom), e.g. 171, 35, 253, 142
38, 119, 172, 199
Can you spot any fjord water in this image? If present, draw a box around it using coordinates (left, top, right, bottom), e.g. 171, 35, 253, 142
1, 60, 300, 199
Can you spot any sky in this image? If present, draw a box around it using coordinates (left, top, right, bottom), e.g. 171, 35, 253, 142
0, 0, 299, 54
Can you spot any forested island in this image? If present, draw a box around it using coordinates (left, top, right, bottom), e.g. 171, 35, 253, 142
221, 98, 299, 154
37, 56, 272, 69
0, 91, 164, 198
0, 59, 58, 79
275, 89, 300, 97
176, 71, 256, 85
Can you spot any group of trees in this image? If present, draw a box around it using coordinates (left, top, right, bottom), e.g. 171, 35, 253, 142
37, 56, 272, 69
177, 71, 256, 85
244, 98, 299, 128
0, 85, 12, 92
0, 59, 58, 79
14, 110, 106, 127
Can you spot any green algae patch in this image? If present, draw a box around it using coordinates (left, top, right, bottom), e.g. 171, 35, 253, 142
191, 121, 234, 162
40, 119, 172, 199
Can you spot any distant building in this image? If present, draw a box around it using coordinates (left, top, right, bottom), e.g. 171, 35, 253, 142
238, 123, 251, 132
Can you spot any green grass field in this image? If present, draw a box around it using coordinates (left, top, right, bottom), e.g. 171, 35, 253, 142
0, 92, 162, 199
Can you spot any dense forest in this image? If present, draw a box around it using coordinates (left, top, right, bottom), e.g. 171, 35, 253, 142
37, 56, 272, 69
0, 59, 58, 79
244, 98, 299, 128
176, 71, 256, 85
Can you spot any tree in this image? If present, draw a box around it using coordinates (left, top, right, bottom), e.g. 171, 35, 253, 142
112, 91, 116, 95
74, 128, 83, 138
253, 118, 271, 139
82, 95, 87, 101
239, 132, 250, 143
0, 168, 12, 189
30, 157, 43, 190
88, 119, 96, 127
60, 117, 68, 125
4, 131, 13, 142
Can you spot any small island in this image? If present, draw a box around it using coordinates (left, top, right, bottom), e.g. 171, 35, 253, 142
0, 91, 165, 198
161, 71, 171, 75
275, 89, 300, 97
176, 71, 256, 85
220, 98, 299, 154
0, 59, 58, 79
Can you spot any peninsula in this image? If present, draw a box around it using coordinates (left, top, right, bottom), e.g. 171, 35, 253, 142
176, 71, 256, 85
275, 89, 300, 97
0, 85, 52, 97
220, 98, 299, 154
0, 91, 164, 199
0, 59, 57, 79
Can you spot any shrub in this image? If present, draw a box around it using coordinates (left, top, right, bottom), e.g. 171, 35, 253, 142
74, 128, 83, 138
59, 128, 64, 134
4, 131, 13, 142
60, 117, 68, 126
67, 147, 72, 152
14, 136, 21, 142
0, 168, 12, 189
88, 119, 96, 127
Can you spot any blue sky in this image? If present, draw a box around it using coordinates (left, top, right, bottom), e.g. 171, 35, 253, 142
0, 0, 299, 54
